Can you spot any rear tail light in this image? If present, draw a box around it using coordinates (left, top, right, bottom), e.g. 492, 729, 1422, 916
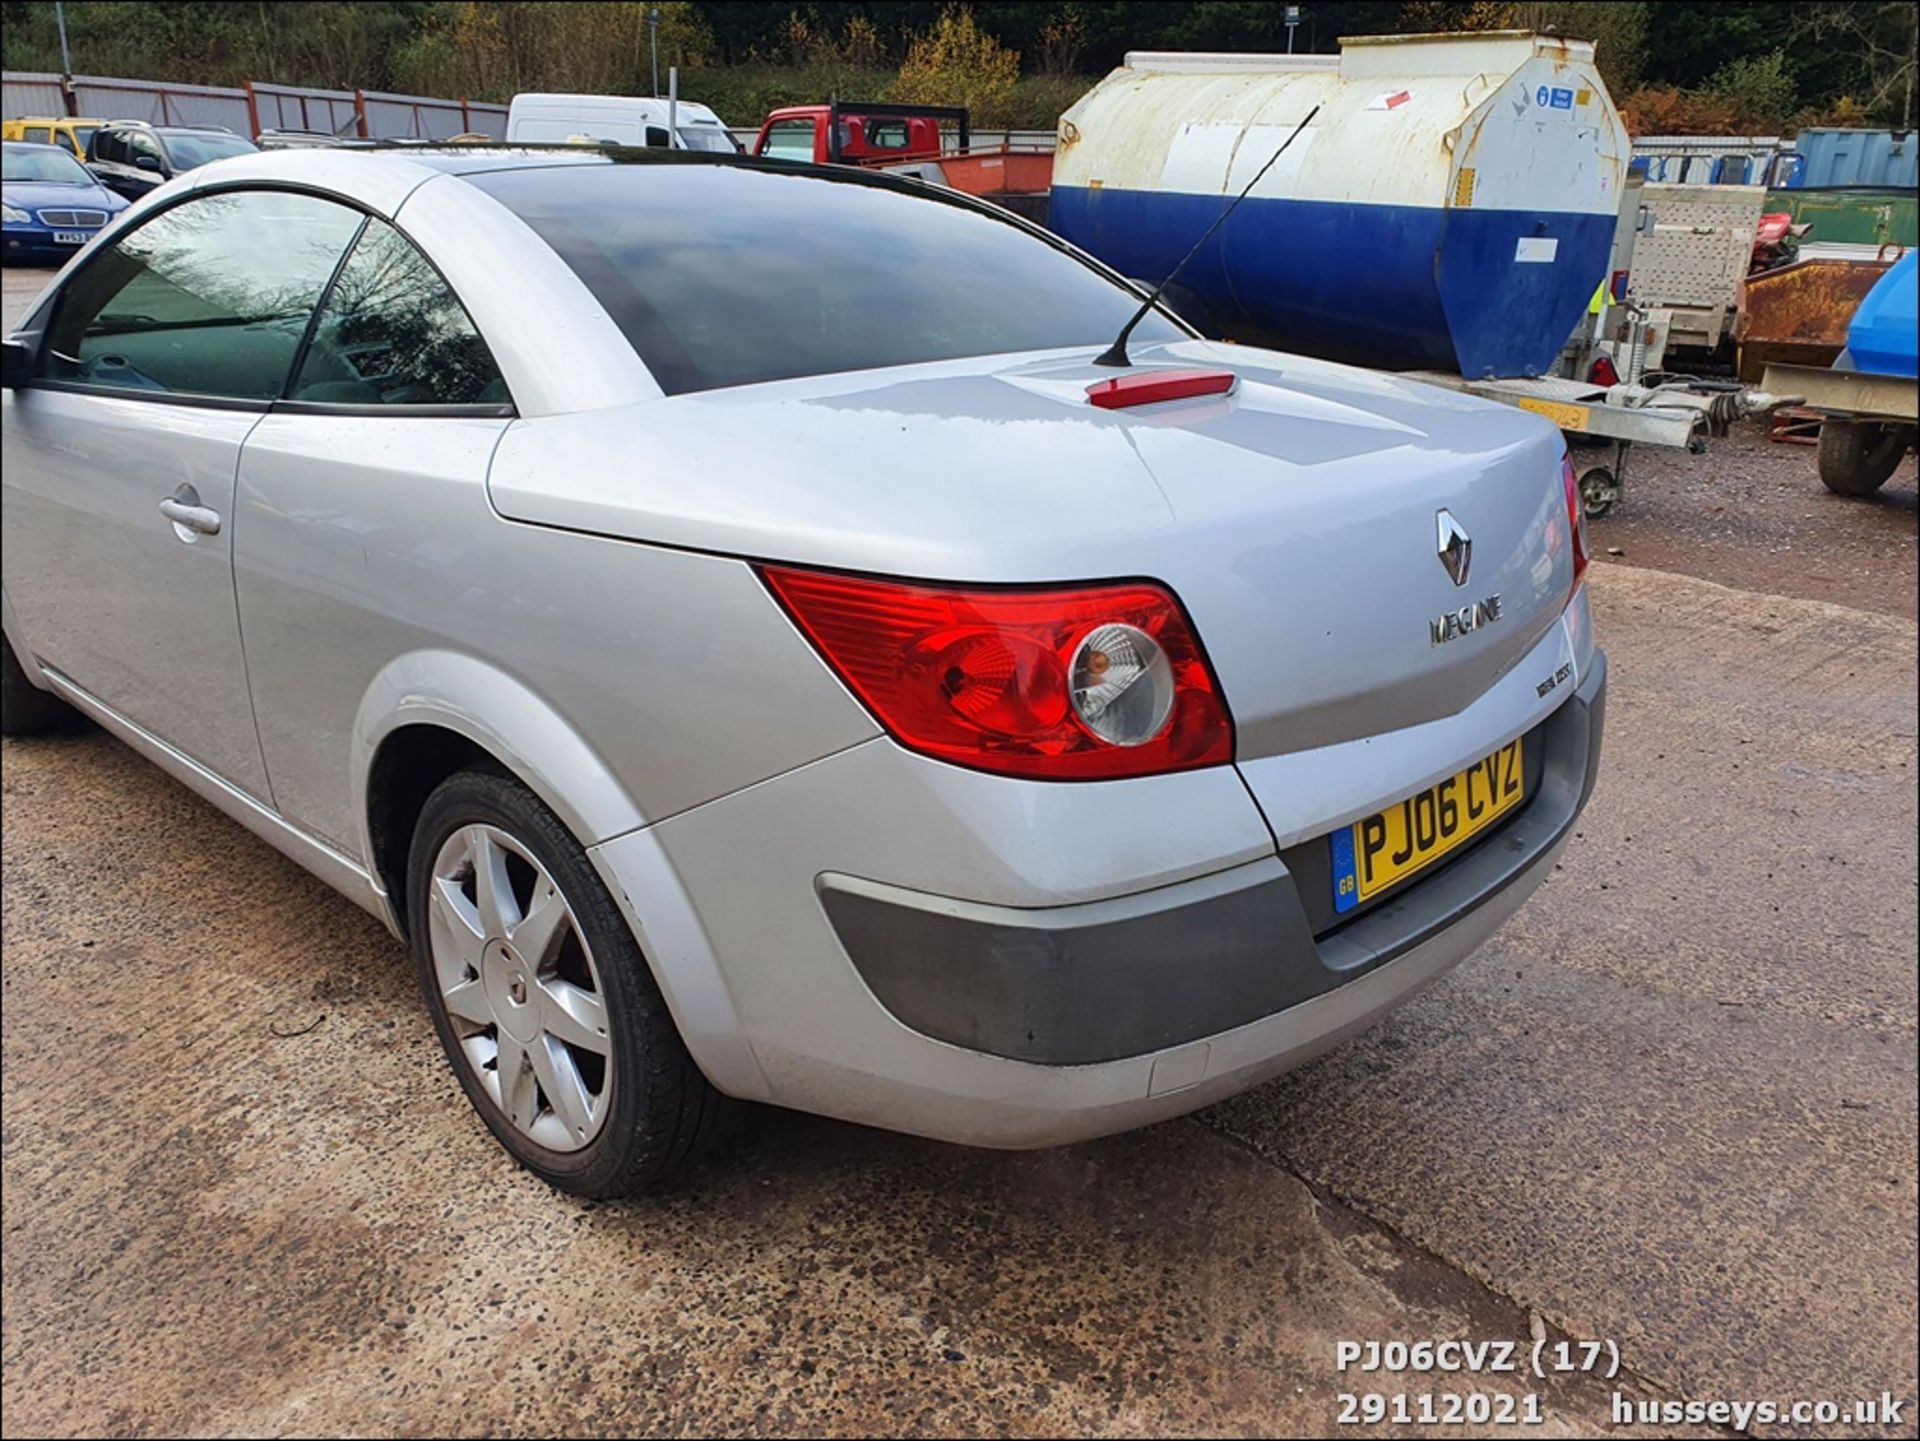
1559, 451, 1590, 592
760, 566, 1234, 780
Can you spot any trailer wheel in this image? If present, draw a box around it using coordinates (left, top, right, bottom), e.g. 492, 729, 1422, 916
1818, 420, 1912, 496
1579, 466, 1621, 518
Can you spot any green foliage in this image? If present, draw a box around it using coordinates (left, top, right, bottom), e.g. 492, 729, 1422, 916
1399, 1, 1647, 94
891, 8, 1021, 123
679, 61, 900, 121
1702, 50, 1798, 131
0, 0, 1909, 132
389, 2, 712, 102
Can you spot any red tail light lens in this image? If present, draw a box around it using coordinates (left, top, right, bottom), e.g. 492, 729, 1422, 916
760, 567, 1234, 780
1559, 451, 1590, 591
1086, 369, 1237, 410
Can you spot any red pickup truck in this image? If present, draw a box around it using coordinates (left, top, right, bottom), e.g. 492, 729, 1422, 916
750, 102, 969, 166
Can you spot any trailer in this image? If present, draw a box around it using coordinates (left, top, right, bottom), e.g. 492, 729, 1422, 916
1762, 250, 1919, 496
1625, 182, 1769, 354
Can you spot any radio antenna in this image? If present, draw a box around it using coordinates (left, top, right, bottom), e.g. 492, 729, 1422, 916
1092, 104, 1321, 368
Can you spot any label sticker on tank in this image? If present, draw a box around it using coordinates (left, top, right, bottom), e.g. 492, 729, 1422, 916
1367, 89, 1413, 111
1576, 87, 1593, 106
1549, 87, 1575, 109
1453, 167, 1476, 208
1515, 236, 1559, 263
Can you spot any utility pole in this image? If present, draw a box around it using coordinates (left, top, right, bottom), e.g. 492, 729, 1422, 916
53, 0, 77, 117
54, 0, 73, 76
649, 8, 660, 98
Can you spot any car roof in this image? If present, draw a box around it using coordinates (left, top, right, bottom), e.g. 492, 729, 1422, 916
102, 121, 236, 135
175, 143, 1029, 234
188, 143, 880, 187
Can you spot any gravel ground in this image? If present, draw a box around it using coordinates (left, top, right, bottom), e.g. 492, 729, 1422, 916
1587, 422, 1918, 620
3, 259, 1916, 1437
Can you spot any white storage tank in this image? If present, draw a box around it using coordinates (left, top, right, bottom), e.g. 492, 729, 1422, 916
1050, 32, 1630, 378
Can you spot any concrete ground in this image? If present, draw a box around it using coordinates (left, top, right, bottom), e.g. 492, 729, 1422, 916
3, 263, 1916, 1437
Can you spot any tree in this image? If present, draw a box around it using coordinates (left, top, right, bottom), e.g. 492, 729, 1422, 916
391, 2, 712, 102
1791, 1, 1918, 129
1702, 50, 1797, 132
1399, 0, 1649, 95
891, 7, 1020, 121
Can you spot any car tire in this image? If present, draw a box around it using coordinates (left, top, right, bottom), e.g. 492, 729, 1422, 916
1, 634, 79, 736
1818, 419, 1910, 496
406, 767, 734, 1195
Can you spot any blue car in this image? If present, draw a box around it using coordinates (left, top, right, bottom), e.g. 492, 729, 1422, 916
2, 141, 129, 265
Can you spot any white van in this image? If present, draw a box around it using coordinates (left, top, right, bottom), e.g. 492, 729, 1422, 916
505, 93, 738, 152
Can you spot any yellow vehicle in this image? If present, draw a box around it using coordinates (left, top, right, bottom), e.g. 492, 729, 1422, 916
1, 117, 108, 161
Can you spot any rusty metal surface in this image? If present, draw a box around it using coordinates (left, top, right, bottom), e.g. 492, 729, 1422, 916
1737, 256, 1893, 382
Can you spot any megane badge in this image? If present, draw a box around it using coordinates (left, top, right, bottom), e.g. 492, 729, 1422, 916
1436, 509, 1471, 587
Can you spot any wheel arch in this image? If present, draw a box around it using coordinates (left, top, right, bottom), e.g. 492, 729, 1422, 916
1, 587, 49, 690
352, 649, 648, 931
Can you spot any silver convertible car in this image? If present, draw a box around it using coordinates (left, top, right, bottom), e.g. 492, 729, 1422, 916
0, 148, 1605, 1195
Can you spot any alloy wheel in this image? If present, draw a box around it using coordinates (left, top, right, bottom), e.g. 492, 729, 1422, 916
427, 823, 612, 1152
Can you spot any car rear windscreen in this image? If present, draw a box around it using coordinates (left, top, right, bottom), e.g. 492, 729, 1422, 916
467, 161, 1181, 396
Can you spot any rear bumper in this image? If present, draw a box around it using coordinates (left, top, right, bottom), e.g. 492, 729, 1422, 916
822, 652, 1605, 1069
597, 644, 1605, 1149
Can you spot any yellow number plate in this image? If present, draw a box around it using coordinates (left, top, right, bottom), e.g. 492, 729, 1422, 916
1332, 738, 1526, 912
1514, 396, 1591, 433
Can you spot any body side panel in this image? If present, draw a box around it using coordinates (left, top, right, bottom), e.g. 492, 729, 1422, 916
232, 412, 877, 858
29, 664, 395, 930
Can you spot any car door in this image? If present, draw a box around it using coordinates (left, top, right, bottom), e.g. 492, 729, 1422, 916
232, 215, 516, 849
119, 129, 168, 196
0, 186, 365, 798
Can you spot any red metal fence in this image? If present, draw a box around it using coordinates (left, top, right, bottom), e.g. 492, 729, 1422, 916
3, 70, 506, 140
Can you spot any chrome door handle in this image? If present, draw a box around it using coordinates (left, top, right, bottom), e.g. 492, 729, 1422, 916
158, 487, 221, 539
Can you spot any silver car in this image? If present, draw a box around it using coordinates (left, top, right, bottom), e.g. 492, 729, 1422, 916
0, 148, 1605, 1195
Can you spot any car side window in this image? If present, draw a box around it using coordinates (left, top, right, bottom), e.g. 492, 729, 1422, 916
125, 130, 163, 170
36, 189, 365, 402
866, 121, 909, 151
289, 218, 508, 408
90, 130, 120, 163
761, 119, 816, 161
24, 125, 51, 145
